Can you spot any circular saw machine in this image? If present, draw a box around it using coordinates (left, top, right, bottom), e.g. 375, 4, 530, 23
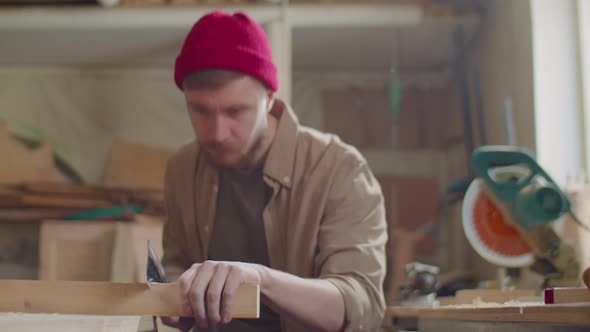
462, 146, 584, 286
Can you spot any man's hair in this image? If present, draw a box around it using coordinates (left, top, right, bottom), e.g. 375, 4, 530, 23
182, 70, 246, 90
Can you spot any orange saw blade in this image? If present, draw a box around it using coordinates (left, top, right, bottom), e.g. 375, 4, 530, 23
462, 179, 534, 267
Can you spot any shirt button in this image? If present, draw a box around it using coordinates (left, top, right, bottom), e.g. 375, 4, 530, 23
204, 226, 209, 233
283, 176, 290, 184
212, 185, 218, 193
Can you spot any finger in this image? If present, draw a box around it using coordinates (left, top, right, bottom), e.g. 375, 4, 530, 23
220, 265, 243, 325
177, 264, 199, 315
190, 261, 216, 329
206, 263, 230, 327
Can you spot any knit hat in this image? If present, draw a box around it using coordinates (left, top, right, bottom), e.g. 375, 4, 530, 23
174, 11, 278, 92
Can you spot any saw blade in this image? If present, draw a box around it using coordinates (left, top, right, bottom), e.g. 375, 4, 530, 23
462, 179, 534, 267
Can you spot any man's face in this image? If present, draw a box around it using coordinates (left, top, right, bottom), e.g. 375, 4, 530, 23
184, 76, 272, 169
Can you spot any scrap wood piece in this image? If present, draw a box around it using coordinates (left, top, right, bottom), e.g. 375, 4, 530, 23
0, 123, 59, 185
545, 287, 590, 304
104, 139, 173, 191
0, 280, 259, 318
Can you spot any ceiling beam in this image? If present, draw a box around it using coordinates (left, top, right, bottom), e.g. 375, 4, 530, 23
0, 3, 422, 30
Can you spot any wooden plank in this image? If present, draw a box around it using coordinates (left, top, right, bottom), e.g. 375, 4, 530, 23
0, 208, 81, 222
388, 303, 590, 325
0, 192, 112, 209
104, 139, 173, 191
21, 181, 111, 199
39, 221, 118, 281
544, 287, 590, 304
0, 190, 23, 207
21, 195, 112, 208
0, 314, 140, 332
0, 280, 259, 318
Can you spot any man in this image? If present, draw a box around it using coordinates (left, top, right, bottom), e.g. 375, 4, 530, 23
161, 10, 387, 332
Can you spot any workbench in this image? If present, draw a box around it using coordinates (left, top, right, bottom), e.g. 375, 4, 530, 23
388, 303, 590, 332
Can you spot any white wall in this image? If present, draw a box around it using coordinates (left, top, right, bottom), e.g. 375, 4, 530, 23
470, 0, 535, 151
531, 0, 585, 186
578, 0, 590, 180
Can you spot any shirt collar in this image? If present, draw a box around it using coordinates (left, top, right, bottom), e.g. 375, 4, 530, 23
263, 98, 298, 189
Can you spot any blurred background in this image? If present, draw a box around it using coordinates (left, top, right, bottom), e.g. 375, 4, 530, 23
0, 0, 589, 329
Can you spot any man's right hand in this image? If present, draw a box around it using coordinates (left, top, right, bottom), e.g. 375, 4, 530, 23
160, 316, 195, 332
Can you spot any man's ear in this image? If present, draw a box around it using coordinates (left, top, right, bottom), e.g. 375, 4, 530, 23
266, 91, 276, 113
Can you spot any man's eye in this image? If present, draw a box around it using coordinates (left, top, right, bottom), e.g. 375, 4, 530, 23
227, 108, 242, 116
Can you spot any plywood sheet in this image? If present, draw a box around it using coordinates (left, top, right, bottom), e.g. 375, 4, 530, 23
104, 139, 173, 190
39, 220, 117, 281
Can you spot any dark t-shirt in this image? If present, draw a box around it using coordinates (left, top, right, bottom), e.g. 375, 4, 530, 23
206, 166, 281, 332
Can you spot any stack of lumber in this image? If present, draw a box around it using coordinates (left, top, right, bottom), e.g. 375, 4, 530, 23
0, 138, 173, 222
0, 181, 165, 222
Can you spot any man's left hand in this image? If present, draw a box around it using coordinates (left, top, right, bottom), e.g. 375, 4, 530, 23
177, 261, 264, 329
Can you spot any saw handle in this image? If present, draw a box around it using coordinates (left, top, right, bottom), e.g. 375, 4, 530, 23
472, 146, 558, 194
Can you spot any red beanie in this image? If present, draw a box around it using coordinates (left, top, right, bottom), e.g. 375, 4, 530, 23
174, 11, 278, 92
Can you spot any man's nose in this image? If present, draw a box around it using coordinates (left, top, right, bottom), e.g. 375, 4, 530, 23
209, 115, 229, 143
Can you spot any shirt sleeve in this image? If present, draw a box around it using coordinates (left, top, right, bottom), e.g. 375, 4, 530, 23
161, 157, 191, 282
315, 155, 388, 331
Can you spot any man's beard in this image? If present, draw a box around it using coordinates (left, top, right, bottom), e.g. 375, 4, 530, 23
203, 128, 267, 171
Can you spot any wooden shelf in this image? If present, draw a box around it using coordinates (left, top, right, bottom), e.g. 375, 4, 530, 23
0, 4, 480, 68
0, 3, 421, 30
